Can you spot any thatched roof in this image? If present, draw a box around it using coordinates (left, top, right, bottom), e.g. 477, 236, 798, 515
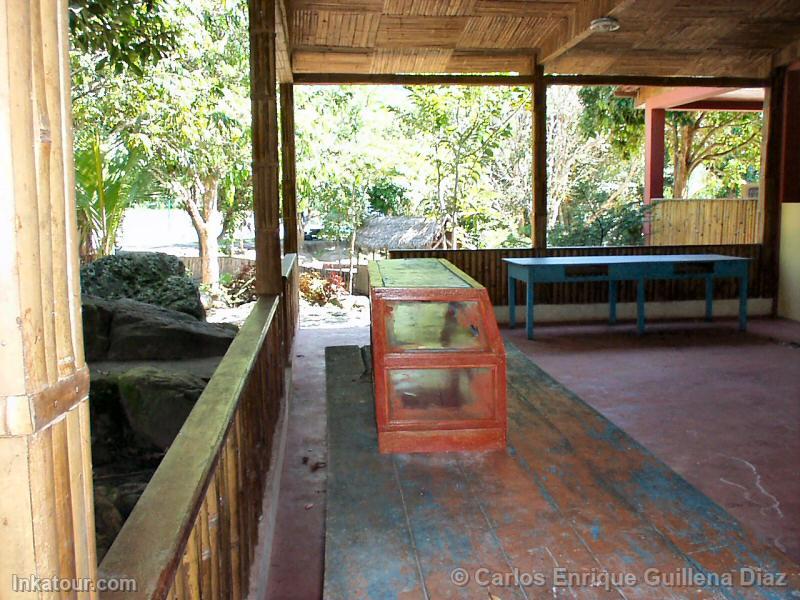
356, 216, 440, 251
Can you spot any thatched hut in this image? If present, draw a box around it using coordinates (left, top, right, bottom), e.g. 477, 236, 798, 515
356, 216, 444, 252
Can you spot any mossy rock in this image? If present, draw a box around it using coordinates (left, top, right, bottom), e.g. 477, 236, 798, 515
81, 252, 205, 320
117, 366, 206, 451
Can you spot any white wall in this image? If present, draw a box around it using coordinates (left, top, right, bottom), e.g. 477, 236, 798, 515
778, 203, 800, 322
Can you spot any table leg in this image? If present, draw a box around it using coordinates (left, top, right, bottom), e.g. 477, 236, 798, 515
705, 276, 714, 322
739, 269, 748, 332
636, 278, 646, 335
508, 275, 516, 329
526, 271, 535, 340
609, 280, 618, 325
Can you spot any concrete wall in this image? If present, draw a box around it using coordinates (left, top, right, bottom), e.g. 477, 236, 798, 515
778, 203, 800, 322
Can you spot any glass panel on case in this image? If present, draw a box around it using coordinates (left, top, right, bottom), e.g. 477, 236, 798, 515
387, 368, 494, 422
384, 301, 487, 351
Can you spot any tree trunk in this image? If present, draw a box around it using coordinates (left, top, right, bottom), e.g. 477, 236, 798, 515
672, 123, 698, 198
185, 178, 223, 287
348, 226, 356, 294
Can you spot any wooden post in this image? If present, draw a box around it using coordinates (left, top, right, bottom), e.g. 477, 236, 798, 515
644, 106, 666, 242
1, 0, 97, 591
531, 64, 547, 249
761, 67, 787, 315
250, 0, 282, 295
779, 66, 800, 204
280, 83, 298, 255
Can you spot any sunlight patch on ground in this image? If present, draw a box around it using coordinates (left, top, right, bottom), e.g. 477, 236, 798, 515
300, 295, 371, 329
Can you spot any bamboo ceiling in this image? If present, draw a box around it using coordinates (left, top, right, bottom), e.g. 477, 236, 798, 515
275, 0, 800, 81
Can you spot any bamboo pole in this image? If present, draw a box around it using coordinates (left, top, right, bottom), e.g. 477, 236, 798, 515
0, 0, 97, 591
280, 83, 298, 255
761, 67, 786, 314
531, 63, 547, 249
250, 0, 282, 295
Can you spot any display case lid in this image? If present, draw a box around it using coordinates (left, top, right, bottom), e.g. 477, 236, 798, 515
368, 258, 483, 290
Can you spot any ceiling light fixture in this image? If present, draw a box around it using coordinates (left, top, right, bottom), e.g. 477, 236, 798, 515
589, 16, 621, 33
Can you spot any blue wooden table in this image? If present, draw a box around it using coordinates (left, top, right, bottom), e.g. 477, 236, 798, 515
504, 254, 750, 338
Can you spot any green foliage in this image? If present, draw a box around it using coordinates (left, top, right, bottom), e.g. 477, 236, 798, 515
69, 0, 178, 75
367, 179, 410, 216
578, 87, 644, 160
578, 86, 762, 199
71, 0, 253, 284
549, 178, 644, 247
74, 134, 163, 258
395, 86, 529, 247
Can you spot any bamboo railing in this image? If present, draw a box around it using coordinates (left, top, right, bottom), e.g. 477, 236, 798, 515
282, 253, 300, 362
99, 296, 288, 599
649, 198, 762, 246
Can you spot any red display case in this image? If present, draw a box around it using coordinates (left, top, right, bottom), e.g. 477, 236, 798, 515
368, 258, 507, 453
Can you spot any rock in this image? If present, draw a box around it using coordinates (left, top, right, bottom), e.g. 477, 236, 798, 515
81, 252, 205, 320
117, 366, 206, 451
88, 371, 126, 467
106, 299, 236, 361
114, 481, 149, 519
81, 296, 114, 362
94, 485, 124, 561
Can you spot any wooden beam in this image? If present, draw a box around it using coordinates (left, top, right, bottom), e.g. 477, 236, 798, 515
760, 67, 787, 315
672, 100, 764, 112
635, 86, 729, 109
772, 36, 800, 70
545, 74, 770, 88
250, 0, 282, 295
779, 69, 800, 204
275, 0, 293, 83
537, 0, 634, 66
280, 84, 298, 254
292, 72, 536, 85
532, 64, 547, 249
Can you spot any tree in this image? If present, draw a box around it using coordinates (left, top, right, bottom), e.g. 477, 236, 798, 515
395, 86, 528, 248
70, 0, 253, 286
74, 134, 163, 259
367, 179, 410, 216
549, 149, 643, 247
578, 86, 762, 199
140, 1, 252, 286
69, 0, 178, 76
485, 109, 532, 243
666, 111, 761, 198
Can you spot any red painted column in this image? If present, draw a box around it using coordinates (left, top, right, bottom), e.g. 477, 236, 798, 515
644, 106, 665, 241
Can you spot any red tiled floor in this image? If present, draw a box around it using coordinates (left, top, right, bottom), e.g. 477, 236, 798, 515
504, 317, 800, 563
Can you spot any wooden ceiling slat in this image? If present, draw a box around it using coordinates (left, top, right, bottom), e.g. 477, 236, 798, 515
370, 48, 452, 72
473, 0, 575, 18
446, 50, 533, 73
382, 0, 478, 17
291, 0, 384, 12
287, 0, 800, 77
375, 15, 470, 47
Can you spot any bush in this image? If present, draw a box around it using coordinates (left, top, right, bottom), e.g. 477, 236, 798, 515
222, 264, 258, 306
299, 272, 344, 307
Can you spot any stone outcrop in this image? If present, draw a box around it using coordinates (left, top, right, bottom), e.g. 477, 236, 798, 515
117, 366, 206, 451
80, 251, 205, 319
82, 296, 237, 362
